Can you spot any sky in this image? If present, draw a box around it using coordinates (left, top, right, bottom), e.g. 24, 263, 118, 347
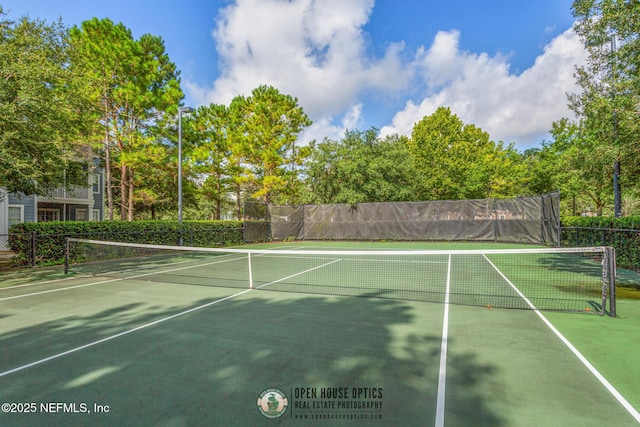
2, 0, 587, 150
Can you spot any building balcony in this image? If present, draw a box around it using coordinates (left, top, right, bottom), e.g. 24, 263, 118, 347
39, 185, 91, 203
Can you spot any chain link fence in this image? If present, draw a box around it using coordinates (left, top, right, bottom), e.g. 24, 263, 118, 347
2, 227, 244, 269
560, 226, 640, 272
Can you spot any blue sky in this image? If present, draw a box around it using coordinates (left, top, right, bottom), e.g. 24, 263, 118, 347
2, 0, 585, 150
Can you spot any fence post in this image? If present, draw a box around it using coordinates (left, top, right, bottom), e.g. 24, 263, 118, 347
64, 238, 69, 274
540, 194, 544, 245
30, 231, 36, 267
492, 198, 498, 242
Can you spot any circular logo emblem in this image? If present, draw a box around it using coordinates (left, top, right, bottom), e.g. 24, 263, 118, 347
257, 388, 288, 418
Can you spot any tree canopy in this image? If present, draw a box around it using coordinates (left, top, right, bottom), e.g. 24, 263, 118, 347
570, 0, 640, 213
303, 129, 417, 205
408, 107, 524, 201
0, 9, 90, 196
3, 4, 640, 219
229, 85, 312, 204
69, 17, 183, 220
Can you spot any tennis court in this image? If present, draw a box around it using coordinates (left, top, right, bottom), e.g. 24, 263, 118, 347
1, 240, 639, 426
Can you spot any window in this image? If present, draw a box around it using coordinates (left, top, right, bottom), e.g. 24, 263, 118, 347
8, 206, 23, 227
76, 209, 87, 221
92, 209, 101, 221
38, 208, 60, 222
92, 173, 101, 194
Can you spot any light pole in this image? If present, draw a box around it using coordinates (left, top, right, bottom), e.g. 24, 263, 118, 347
178, 106, 193, 244
610, 36, 622, 218
586, 34, 621, 217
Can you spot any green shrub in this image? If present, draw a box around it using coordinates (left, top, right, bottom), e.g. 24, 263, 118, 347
8, 220, 244, 266
561, 216, 640, 230
561, 216, 640, 271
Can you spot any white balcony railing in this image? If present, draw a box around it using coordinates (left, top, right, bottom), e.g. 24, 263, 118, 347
45, 185, 90, 201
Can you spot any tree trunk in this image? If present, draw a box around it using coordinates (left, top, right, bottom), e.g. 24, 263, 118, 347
104, 132, 113, 221
236, 186, 242, 220
120, 162, 127, 220
128, 167, 134, 221
104, 96, 114, 221
216, 171, 222, 220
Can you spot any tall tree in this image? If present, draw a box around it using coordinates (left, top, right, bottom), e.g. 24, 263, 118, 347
571, 0, 640, 214
129, 135, 176, 219
0, 9, 90, 196
408, 107, 524, 200
519, 119, 615, 216
69, 18, 136, 220
230, 85, 311, 204
70, 19, 182, 220
303, 129, 417, 205
519, 146, 558, 197
552, 118, 614, 215
192, 104, 233, 220
114, 33, 182, 220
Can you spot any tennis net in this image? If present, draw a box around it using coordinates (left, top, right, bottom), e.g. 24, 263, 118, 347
64, 238, 617, 316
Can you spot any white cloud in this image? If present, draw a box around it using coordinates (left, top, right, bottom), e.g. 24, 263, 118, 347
186, 0, 588, 150
188, 0, 409, 121
299, 103, 364, 145
380, 28, 588, 148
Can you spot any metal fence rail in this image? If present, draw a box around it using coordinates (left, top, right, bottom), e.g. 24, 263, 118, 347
560, 226, 640, 272
4, 227, 640, 274
1, 234, 17, 269
2, 228, 244, 268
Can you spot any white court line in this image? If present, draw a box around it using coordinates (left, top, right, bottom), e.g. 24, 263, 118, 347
255, 258, 342, 289
1, 276, 79, 291
265, 245, 308, 250
1, 277, 127, 302
0, 254, 246, 302
258, 254, 447, 265
0, 258, 341, 378
434, 254, 451, 427
0, 253, 239, 292
0, 288, 249, 378
482, 255, 640, 424
329, 258, 447, 264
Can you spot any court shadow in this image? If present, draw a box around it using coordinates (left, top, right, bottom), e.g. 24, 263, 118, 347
0, 289, 506, 426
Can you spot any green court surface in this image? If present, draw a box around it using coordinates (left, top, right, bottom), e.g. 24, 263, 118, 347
1, 241, 639, 426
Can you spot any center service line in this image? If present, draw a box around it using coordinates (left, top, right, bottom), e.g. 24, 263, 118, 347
435, 254, 452, 427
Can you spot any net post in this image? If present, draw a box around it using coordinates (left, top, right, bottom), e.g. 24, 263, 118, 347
606, 247, 617, 317
247, 251, 254, 289
30, 231, 36, 267
555, 191, 561, 247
